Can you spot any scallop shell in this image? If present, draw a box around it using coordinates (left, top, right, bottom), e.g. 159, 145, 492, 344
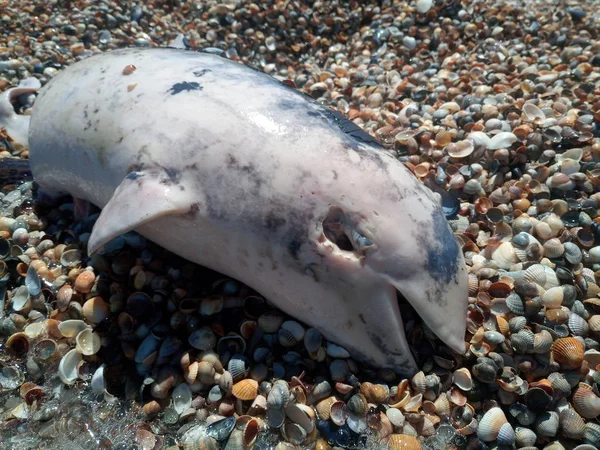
360, 382, 388, 404
531, 330, 553, 354
569, 313, 589, 337
515, 427, 537, 447
386, 434, 422, 450
477, 407, 507, 442
347, 393, 369, 416
265, 407, 286, 429
227, 354, 249, 381
316, 396, 337, 420
573, 383, 600, 419
492, 242, 520, 269
551, 337, 584, 368
258, 311, 284, 333
232, 379, 258, 401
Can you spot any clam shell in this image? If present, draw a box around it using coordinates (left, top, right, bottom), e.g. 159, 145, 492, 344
232, 379, 258, 401
303, 328, 322, 353
477, 407, 507, 442
386, 434, 422, 450
411, 371, 427, 394
535, 411, 559, 437
257, 311, 284, 333
386, 408, 405, 427
5, 332, 30, 355
227, 354, 249, 381
551, 337, 584, 368
135, 334, 161, 365
267, 380, 290, 409
265, 407, 286, 428
360, 382, 388, 404
75, 328, 101, 356
284, 402, 316, 433
347, 393, 369, 416
559, 408, 586, 439
282, 422, 307, 445
543, 238, 565, 258
188, 327, 217, 351
515, 427, 537, 447
531, 330, 553, 354
316, 396, 337, 420
172, 383, 192, 414
58, 348, 82, 385
573, 383, 600, 419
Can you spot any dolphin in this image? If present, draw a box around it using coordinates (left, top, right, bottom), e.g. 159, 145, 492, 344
0, 48, 467, 375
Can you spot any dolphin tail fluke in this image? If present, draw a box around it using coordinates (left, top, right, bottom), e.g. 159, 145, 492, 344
87, 170, 194, 255
0, 78, 41, 148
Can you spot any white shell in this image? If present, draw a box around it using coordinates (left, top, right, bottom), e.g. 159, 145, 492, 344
75, 328, 101, 355
172, 383, 193, 414
58, 319, 90, 338
477, 407, 507, 442
91, 364, 105, 395
284, 402, 315, 433
59, 348, 83, 385
11, 285, 30, 311
488, 132, 518, 150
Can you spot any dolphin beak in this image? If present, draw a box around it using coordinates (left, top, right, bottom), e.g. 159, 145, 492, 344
388, 250, 468, 355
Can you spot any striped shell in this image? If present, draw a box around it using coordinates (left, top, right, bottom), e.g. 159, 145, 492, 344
232, 379, 258, 401
535, 411, 559, 438
573, 383, 600, 419
316, 396, 338, 420
559, 408, 586, 440
477, 407, 507, 442
551, 337, 584, 368
386, 434, 422, 450
543, 238, 565, 258
515, 427, 537, 447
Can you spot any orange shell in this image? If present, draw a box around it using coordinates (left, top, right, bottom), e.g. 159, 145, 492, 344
551, 337, 584, 368
232, 379, 259, 401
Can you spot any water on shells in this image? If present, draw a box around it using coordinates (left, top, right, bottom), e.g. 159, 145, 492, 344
1, 0, 600, 449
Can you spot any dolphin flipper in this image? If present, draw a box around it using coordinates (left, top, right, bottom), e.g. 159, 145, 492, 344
87, 170, 192, 255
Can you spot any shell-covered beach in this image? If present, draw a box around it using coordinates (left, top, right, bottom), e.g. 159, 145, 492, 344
1, 0, 600, 449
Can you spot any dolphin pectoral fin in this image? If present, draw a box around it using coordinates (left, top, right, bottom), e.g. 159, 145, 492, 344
389, 268, 468, 355
87, 171, 192, 255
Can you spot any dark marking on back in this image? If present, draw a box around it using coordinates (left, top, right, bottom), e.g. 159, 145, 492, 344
193, 68, 211, 77
126, 172, 141, 180
168, 81, 202, 95
265, 211, 287, 232
187, 202, 200, 216
287, 236, 302, 260
425, 210, 460, 288
358, 314, 367, 325
160, 167, 182, 185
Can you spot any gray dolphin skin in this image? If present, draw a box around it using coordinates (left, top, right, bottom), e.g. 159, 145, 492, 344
7, 48, 467, 375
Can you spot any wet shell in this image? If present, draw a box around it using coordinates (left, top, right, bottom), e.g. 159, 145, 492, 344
347, 393, 369, 416
172, 383, 192, 414
569, 313, 589, 337
284, 402, 316, 433
58, 348, 82, 385
57, 319, 89, 338
5, 332, 30, 355
258, 311, 284, 333
267, 380, 290, 409
573, 383, 600, 419
316, 396, 337, 420
532, 330, 554, 354
551, 337, 584, 368
477, 407, 507, 442
303, 328, 322, 353
515, 427, 537, 447
232, 379, 258, 401
543, 238, 565, 258
535, 411, 559, 437
360, 382, 388, 404
189, 327, 217, 351
386, 434, 422, 450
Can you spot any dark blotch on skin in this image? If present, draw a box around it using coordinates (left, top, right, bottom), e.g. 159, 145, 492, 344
126, 172, 141, 180
287, 236, 302, 260
193, 68, 211, 77
168, 81, 202, 95
426, 210, 460, 285
265, 212, 287, 232
163, 167, 182, 184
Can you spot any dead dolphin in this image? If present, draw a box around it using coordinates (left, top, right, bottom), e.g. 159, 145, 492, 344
1, 48, 467, 375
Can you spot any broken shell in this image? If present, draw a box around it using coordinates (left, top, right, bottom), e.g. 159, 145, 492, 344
75, 328, 101, 355
58, 348, 82, 385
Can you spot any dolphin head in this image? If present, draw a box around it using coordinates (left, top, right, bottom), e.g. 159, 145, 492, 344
305, 149, 468, 375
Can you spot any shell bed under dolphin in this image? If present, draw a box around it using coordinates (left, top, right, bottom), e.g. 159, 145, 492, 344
1, 47, 467, 376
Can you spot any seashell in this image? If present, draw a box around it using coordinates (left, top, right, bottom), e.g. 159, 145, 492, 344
189, 327, 217, 351
511, 329, 534, 354
347, 393, 369, 416
265, 407, 286, 428
453, 368, 473, 391
524, 387, 552, 412
326, 342, 350, 358
583, 422, 600, 446
573, 383, 600, 419
531, 330, 554, 354
267, 380, 290, 409
172, 383, 192, 414
505, 292, 525, 315
75, 328, 101, 356
551, 337, 584, 368
488, 132, 518, 150
386, 407, 405, 427
492, 242, 519, 269
58, 348, 82, 385
316, 396, 337, 420
258, 311, 284, 333
34, 338, 58, 361
472, 362, 497, 384
303, 328, 322, 353
386, 434, 422, 450
329, 359, 349, 381
569, 313, 589, 337
217, 333, 246, 355
82, 296, 110, 324
227, 354, 249, 381
135, 334, 161, 365
232, 379, 258, 401
360, 382, 388, 404
477, 407, 508, 442
25, 265, 41, 297
542, 286, 563, 308
199, 295, 224, 316
5, 332, 30, 355
497, 422, 515, 445
411, 371, 427, 394
278, 327, 299, 347
446, 140, 474, 158
543, 238, 565, 258
285, 402, 316, 433
58, 319, 90, 338
207, 385, 224, 404
206, 416, 236, 441
535, 411, 559, 438
433, 393, 451, 417
589, 315, 600, 332
523, 103, 545, 121
515, 427, 537, 447
282, 422, 307, 445
548, 372, 572, 397
11, 285, 30, 311
559, 408, 586, 440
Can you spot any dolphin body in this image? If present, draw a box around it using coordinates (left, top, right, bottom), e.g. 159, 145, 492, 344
1, 48, 467, 375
